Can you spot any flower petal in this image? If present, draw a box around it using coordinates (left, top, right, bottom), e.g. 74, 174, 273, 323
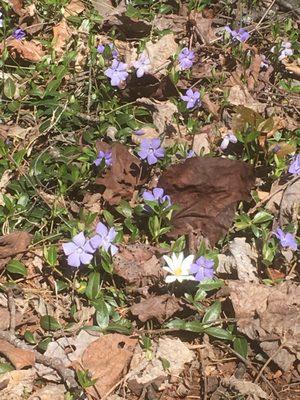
62, 242, 77, 256
68, 252, 81, 268
96, 222, 108, 237
80, 252, 93, 265
72, 232, 86, 247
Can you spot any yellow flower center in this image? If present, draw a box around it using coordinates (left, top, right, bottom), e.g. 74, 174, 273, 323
174, 265, 183, 276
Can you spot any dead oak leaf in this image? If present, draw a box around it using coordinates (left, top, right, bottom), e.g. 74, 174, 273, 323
131, 295, 182, 324
113, 244, 165, 287
0, 231, 32, 260
145, 34, 178, 78
52, 19, 73, 55
136, 97, 178, 135
64, 0, 85, 17
159, 157, 254, 246
81, 333, 137, 398
228, 85, 266, 113
189, 11, 217, 44
95, 142, 147, 206
0, 340, 35, 369
5, 39, 45, 62
153, 14, 187, 38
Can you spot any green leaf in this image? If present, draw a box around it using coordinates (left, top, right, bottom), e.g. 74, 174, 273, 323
202, 301, 221, 324
38, 337, 52, 352
40, 315, 61, 331
6, 259, 27, 277
116, 200, 133, 218
24, 331, 36, 344
164, 318, 186, 330
85, 272, 101, 300
204, 326, 233, 340
44, 245, 57, 266
252, 210, 273, 225
171, 236, 186, 253
0, 363, 14, 374
106, 320, 133, 334
198, 279, 224, 291
185, 320, 205, 333
4, 77, 16, 99
95, 300, 109, 329
160, 357, 170, 371
233, 336, 248, 359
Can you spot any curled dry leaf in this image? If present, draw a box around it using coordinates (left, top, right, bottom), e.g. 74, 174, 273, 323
64, 0, 85, 17
159, 157, 254, 246
229, 281, 300, 371
228, 85, 266, 113
130, 295, 182, 323
217, 237, 259, 282
135, 97, 178, 135
145, 34, 178, 78
4, 39, 45, 63
81, 333, 137, 398
189, 11, 217, 44
0, 340, 35, 369
94, 142, 148, 206
52, 19, 73, 56
0, 231, 32, 259
113, 244, 164, 287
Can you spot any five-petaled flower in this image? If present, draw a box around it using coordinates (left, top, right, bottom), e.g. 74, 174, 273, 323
225, 26, 249, 42
104, 59, 128, 87
178, 47, 195, 70
181, 88, 201, 109
97, 44, 105, 54
142, 187, 171, 208
94, 150, 112, 167
163, 252, 195, 283
278, 41, 293, 61
274, 228, 297, 251
133, 53, 151, 78
190, 256, 214, 282
138, 138, 165, 165
13, 28, 26, 40
63, 232, 95, 268
220, 132, 238, 150
90, 222, 118, 255
288, 154, 300, 175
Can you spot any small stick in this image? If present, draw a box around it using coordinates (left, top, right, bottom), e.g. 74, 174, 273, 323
7, 289, 16, 334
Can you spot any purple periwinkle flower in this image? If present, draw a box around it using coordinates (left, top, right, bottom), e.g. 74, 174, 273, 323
97, 44, 105, 54
108, 43, 119, 59
274, 228, 297, 251
143, 187, 171, 208
190, 256, 215, 282
225, 26, 250, 42
288, 154, 300, 175
137, 138, 165, 165
104, 59, 128, 87
181, 88, 201, 109
94, 150, 112, 167
186, 149, 196, 158
90, 222, 118, 256
278, 41, 293, 61
133, 53, 151, 78
13, 28, 26, 40
63, 232, 95, 268
178, 47, 195, 70
133, 129, 145, 136
220, 132, 238, 150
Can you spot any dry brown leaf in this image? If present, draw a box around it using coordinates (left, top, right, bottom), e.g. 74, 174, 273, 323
135, 97, 178, 135
52, 19, 73, 55
81, 334, 137, 398
229, 281, 300, 371
64, 0, 85, 16
192, 126, 212, 156
0, 231, 32, 259
29, 384, 66, 400
5, 39, 45, 62
0, 340, 35, 369
282, 58, 300, 76
113, 244, 164, 287
202, 93, 220, 117
130, 295, 181, 323
94, 142, 148, 205
145, 34, 178, 77
9, 0, 24, 16
189, 11, 217, 44
0, 369, 36, 399
131, 126, 158, 144
222, 376, 268, 400
228, 85, 266, 113
159, 157, 254, 246
153, 14, 187, 37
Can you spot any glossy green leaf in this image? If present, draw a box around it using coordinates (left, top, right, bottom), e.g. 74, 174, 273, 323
202, 301, 221, 324
233, 336, 248, 359
6, 259, 27, 276
4, 77, 16, 99
204, 327, 233, 340
252, 210, 273, 225
85, 272, 101, 300
40, 315, 61, 331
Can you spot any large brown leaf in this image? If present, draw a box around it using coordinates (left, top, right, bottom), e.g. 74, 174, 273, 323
81, 333, 137, 398
159, 157, 254, 246
0, 231, 32, 259
4, 39, 45, 63
95, 142, 147, 205
130, 295, 182, 323
0, 340, 35, 369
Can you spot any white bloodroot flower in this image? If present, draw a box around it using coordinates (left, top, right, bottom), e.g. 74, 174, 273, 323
163, 252, 195, 283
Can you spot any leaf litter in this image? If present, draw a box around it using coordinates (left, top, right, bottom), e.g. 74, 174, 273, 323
0, 0, 299, 399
